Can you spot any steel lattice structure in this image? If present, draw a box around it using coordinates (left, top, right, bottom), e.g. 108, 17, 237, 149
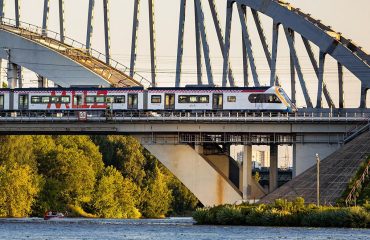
0, 0, 369, 108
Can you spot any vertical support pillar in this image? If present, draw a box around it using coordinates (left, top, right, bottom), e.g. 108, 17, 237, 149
237, 4, 260, 87
270, 22, 279, 86
222, 1, 232, 87
38, 76, 48, 88
289, 30, 296, 104
194, 144, 204, 155
208, 0, 235, 86
14, 0, 22, 88
175, 0, 186, 87
269, 144, 278, 193
292, 143, 297, 178
15, 0, 20, 27
103, 0, 110, 64
360, 84, 367, 109
285, 28, 313, 108
130, 0, 140, 77
59, 0, 65, 42
7, 62, 17, 89
194, 0, 202, 85
195, 0, 214, 86
316, 51, 326, 108
338, 62, 344, 108
86, 0, 95, 51
0, 0, 4, 88
148, 0, 157, 86
241, 5, 248, 87
242, 145, 252, 199
42, 0, 50, 36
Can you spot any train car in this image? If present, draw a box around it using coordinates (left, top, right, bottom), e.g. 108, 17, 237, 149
147, 86, 296, 112
12, 87, 145, 111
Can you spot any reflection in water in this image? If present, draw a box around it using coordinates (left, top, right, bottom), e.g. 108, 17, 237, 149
0, 218, 369, 240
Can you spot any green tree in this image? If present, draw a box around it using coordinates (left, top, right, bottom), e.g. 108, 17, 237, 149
140, 166, 172, 218
0, 136, 37, 170
93, 136, 146, 186
93, 166, 141, 218
0, 163, 41, 217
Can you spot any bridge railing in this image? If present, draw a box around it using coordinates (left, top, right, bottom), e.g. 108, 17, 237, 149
0, 17, 151, 87
0, 110, 369, 123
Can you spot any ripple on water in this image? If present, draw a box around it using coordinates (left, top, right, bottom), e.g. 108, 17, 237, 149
0, 218, 369, 240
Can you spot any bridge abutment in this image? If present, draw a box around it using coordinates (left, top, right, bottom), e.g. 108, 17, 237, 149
293, 143, 340, 177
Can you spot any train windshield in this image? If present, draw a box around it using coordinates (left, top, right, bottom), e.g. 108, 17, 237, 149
278, 88, 296, 110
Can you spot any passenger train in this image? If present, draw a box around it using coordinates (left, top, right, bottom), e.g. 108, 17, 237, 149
0, 86, 297, 114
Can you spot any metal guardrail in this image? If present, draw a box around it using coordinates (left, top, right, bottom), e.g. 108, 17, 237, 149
0, 110, 369, 123
0, 17, 152, 87
343, 122, 370, 144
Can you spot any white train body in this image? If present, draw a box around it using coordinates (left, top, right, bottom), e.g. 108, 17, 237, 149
0, 86, 296, 113
147, 87, 293, 112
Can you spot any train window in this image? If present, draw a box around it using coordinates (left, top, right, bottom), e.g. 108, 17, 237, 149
41, 96, 50, 103
189, 96, 197, 103
114, 96, 125, 103
227, 96, 236, 102
106, 96, 114, 103
50, 96, 59, 103
198, 96, 209, 103
86, 96, 95, 103
31, 96, 41, 104
178, 96, 187, 103
248, 94, 281, 103
178, 95, 209, 103
61, 96, 70, 103
96, 96, 105, 103
151, 95, 162, 103
0, 95, 3, 109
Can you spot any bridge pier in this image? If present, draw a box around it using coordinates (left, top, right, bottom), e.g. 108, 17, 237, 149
292, 143, 340, 177
269, 144, 278, 193
38, 76, 48, 88
137, 138, 242, 206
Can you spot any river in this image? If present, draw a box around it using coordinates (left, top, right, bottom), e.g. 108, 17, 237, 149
0, 218, 369, 239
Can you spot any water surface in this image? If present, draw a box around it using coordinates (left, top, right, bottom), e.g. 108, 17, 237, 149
0, 217, 369, 240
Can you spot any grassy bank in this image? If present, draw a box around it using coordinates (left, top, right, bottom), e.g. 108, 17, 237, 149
193, 198, 370, 228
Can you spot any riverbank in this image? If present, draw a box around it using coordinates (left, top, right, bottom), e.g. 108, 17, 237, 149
193, 198, 370, 228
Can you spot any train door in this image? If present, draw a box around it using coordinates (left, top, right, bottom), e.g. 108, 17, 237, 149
18, 94, 28, 110
128, 93, 138, 110
74, 95, 84, 108
0, 95, 4, 110
213, 94, 223, 110
164, 94, 175, 110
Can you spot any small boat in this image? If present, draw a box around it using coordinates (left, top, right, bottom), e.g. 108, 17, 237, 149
44, 211, 65, 220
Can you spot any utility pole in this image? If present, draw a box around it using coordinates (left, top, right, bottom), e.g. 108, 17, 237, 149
316, 153, 320, 207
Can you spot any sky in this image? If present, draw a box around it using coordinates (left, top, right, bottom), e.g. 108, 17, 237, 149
2, 0, 369, 108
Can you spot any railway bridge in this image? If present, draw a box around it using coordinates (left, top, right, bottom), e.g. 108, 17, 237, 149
0, 0, 369, 206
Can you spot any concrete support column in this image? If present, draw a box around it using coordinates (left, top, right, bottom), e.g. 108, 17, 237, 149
269, 144, 278, 193
38, 76, 48, 88
242, 145, 252, 199
194, 144, 204, 155
7, 62, 17, 89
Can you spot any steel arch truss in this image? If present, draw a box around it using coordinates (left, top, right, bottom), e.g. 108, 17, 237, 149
174, 0, 369, 108
228, 0, 370, 108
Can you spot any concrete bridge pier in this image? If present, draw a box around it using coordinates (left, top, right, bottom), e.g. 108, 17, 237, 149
241, 145, 267, 200
269, 144, 278, 193
292, 143, 340, 177
136, 137, 243, 206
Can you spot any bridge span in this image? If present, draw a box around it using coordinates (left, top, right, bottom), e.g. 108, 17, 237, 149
0, 0, 369, 206
1, 109, 369, 206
